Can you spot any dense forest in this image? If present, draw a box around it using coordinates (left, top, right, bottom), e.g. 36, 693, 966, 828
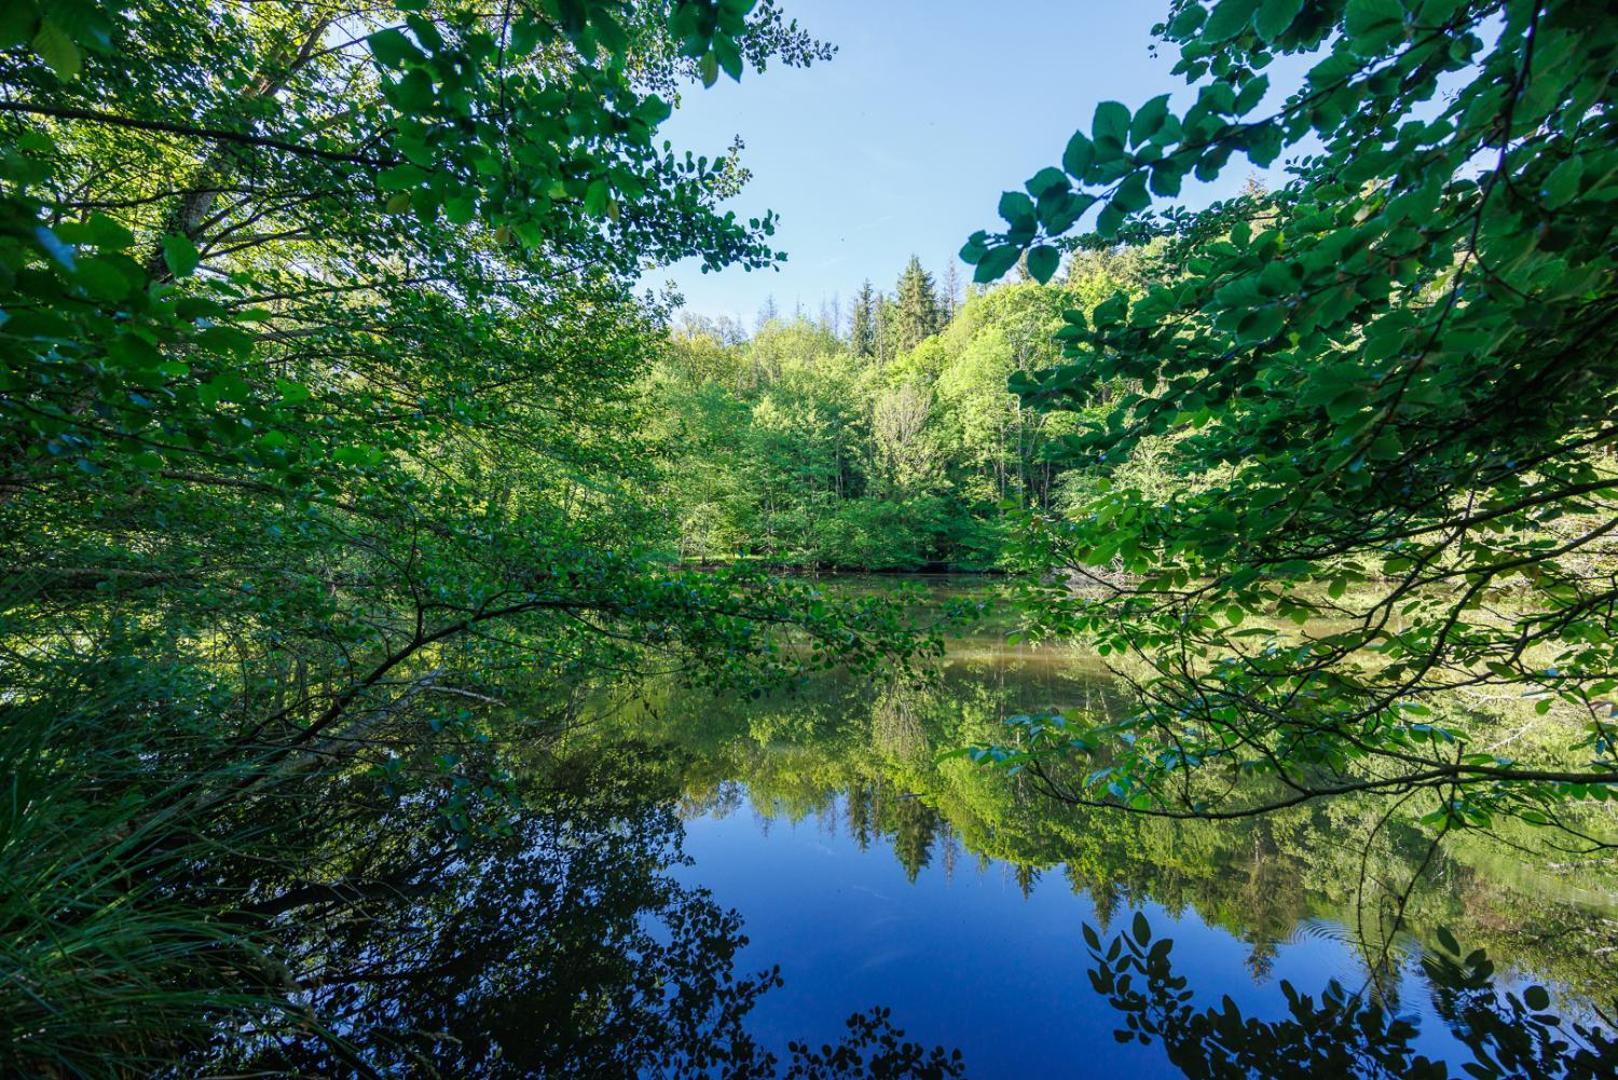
4, 0, 1618, 1074
646, 250, 1151, 570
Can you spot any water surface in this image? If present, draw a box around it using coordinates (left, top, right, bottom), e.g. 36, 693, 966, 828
592, 575, 1618, 1077
240, 576, 1618, 1075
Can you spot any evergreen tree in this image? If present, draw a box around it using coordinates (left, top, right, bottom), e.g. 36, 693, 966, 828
873, 293, 895, 365
892, 256, 941, 351
850, 280, 877, 357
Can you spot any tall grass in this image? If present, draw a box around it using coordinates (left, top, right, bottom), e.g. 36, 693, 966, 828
0, 653, 326, 1075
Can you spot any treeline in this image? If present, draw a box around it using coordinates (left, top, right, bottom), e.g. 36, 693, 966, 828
648, 251, 1152, 570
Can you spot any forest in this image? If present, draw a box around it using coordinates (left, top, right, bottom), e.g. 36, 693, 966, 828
3, 0, 1617, 1075
648, 250, 1151, 570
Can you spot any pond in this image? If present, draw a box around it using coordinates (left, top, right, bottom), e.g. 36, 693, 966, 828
245, 576, 1618, 1076
580, 576, 1618, 1077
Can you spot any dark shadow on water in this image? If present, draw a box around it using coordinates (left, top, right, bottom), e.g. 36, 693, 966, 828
200, 745, 966, 1077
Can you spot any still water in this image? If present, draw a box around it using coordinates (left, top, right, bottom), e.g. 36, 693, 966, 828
580, 577, 1618, 1077
257, 577, 1618, 1075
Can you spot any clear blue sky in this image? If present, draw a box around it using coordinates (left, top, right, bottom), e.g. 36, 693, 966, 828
652, 0, 1272, 326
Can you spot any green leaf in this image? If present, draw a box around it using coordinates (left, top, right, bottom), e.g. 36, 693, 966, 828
31, 20, 81, 79
973, 243, 1021, 283
75, 257, 129, 301
715, 36, 743, 81
1203, 0, 1259, 42
1149, 160, 1184, 198
1235, 303, 1285, 344
275, 378, 311, 404
161, 234, 200, 279
1096, 202, 1125, 238
84, 214, 134, 250
584, 179, 612, 218
1235, 74, 1269, 115
1129, 94, 1171, 147
1026, 166, 1069, 199
1168, 3, 1208, 36
1524, 985, 1551, 1011
1345, 0, 1405, 52
1040, 191, 1094, 234
443, 193, 476, 225
1132, 911, 1151, 944
509, 17, 542, 56
1254, 0, 1303, 41
1027, 245, 1060, 284
1112, 170, 1150, 214
1063, 131, 1095, 178
377, 164, 428, 191
0, 1, 39, 49
368, 27, 419, 69
1542, 156, 1584, 210
998, 191, 1036, 227
1092, 101, 1131, 155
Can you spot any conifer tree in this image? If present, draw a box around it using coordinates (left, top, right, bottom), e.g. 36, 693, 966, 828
873, 293, 895, 365
893, 256, 941, 351
850, 280, 878, 357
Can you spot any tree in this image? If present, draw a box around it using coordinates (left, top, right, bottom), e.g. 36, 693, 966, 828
871, 383, 939, 496
893, 254, 941, 351
819, 292, 842, 339
940, 260, 963, 324
874, 292, 896, 365
757, 292, 781, 331
850, 279, 878, 357
0, 1, 940, 1068
960, 1, 1618, 833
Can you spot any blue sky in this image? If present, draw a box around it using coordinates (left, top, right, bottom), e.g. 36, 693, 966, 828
652, 0, 1272, 326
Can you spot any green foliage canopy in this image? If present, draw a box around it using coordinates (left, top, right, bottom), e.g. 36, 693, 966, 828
962, 0, 1618, 830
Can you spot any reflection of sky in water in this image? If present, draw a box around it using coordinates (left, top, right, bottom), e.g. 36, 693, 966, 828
674, 790, 1528, 1078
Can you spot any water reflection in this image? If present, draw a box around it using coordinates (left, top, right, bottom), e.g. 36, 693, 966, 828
606, 645, 1618, 1076
189, 620, 1618, 1075
201, 746, 965, 1076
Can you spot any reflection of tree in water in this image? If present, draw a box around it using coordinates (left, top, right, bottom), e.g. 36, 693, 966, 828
1083, 913, 1618, 1079
623, 655, 1618, 1014
872, 679, 932, 760
846, 779, 877, 851
195, 747, 963, 1077
839, 775, 945, 884
890, 795, 942, 884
